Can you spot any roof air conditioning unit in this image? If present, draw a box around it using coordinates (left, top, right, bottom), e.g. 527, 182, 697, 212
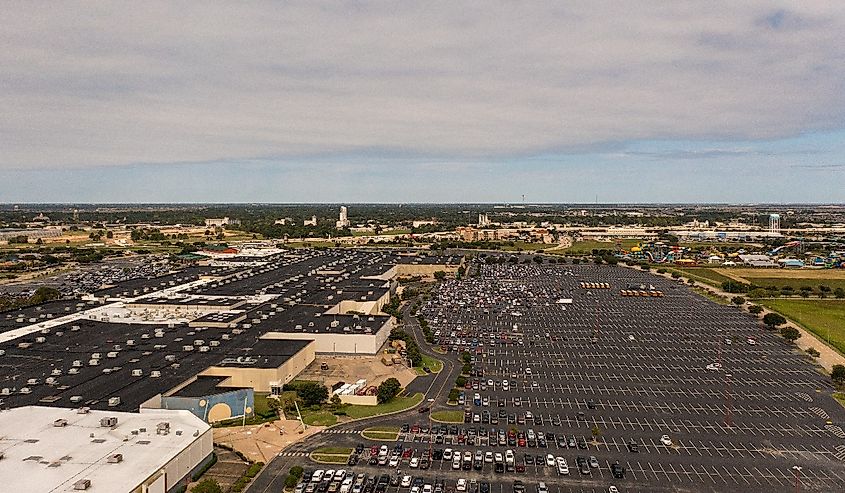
73, 479, 91, 490
106, 453, 123, 463
100, 416, 118, 427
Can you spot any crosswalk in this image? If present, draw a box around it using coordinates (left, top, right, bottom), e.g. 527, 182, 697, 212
834, 445, 845, 462
826, 424, 845, 439
278, 451, 308, 457
322, 429, 361, 434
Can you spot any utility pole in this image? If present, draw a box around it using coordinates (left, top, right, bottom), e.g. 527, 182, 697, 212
294, 400, 306, 431
792, 465, 802, 493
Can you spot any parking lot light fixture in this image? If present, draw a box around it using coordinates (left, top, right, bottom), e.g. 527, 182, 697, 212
792, 465, 802, 493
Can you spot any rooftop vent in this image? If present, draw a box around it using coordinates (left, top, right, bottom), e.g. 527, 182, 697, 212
106, 453, 123, 463
73, 479, 91, 490
99, 417, 118, 428
53, 419, 68, 427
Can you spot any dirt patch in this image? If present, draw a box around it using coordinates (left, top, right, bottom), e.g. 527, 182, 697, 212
213, 419, 324, 463
298, 355, 418, 389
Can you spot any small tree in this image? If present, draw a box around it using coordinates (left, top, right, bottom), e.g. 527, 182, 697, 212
831, 365, 845, 386
433, 270, 446, 280
806, 347, 820, 358
192, 479, 223, 493
296, 382, 329, 406
762, 312, 787, 330
834, 287, 845, 299
377, 378, 402, 404
731, 296, 746, 306
747, 305, 763, 315
780, 326, 800, 343
591, 425, 601, 440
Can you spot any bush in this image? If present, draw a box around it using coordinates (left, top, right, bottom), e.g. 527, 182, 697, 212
806, 348, 820, 358
832, 365, 845, 385
763, 312, 786, 330
721, 281, 748, 293
192, 479, 223, 493
448, 388, 460, 402
455, 376, 467, 388
731, 296, 746, 306
747, 305, 763, 315
779, 326, 800, 343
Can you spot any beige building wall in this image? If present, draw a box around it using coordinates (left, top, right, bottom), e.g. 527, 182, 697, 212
260, 318, 394, 354
199, 341, 315, 392
339, 394, 378, 406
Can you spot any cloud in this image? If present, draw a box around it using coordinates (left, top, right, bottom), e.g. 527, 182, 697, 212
1, 2, 845, 170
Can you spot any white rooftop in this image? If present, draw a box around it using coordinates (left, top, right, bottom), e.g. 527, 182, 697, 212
0, 406, 211, 492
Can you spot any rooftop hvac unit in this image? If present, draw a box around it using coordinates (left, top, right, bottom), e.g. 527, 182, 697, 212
68, 368, 80, 375
26, 378, 39, 386
70, 396, 83, 403
106, 352, 118, 358
45, 377, 57, 385
91, 353, 101, 360
100, 416, 118, 427
150, 371, 161, 378
88, 359, 100, 366
106, 453, 123, 463
72, 360, 83, 367
131, 369, 142, 377
19, 387, 31, 394
182, 345, 194, 352
165, 355, 176, 362
73, 479, 91, 490
53, 419, 68, 427
35, 337, 46, 343
71, 325, 81, 331
0, 350, 4, 357
51, 369, 62, 376
108, 397, 121, 407
156, 422, 170, 435
0, 388, 9, 396
199, 346, 210, 353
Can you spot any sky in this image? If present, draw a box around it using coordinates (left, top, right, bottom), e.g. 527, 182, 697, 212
1, 1, 844, 203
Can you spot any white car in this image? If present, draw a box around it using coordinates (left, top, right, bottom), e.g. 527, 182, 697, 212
456, 479, 467, 492
443, 448, 453, 460
609, 487, 619, 493
411, 487, 420, 493
401, 476, 412, 488
556, 457, 569, 475
545, 454, 556, 467
409, 457, 420, 468
537, 483, 548, 493
746, 337, 757, 345
389, 455, 400, 467
706, 362, 722, 371
485, 451, 493, 463
660, 434, 673, 446
423, 486, 432, 493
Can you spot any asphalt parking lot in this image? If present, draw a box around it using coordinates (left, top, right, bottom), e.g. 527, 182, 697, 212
254, 260, 845, 493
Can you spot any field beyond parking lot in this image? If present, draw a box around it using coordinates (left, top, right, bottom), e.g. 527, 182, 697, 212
759, 299, 845, 355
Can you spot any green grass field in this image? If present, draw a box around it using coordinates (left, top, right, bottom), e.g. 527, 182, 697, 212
741, 277, 845, 293
430, 410, 465, 423
415, 355, 443, 375
345, 393, 424, 419
301, 410, 338, 426
760, 299, 845, 355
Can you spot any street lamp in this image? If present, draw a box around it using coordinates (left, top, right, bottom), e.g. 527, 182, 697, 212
792, 465, 802, 493
724, 373, 733, 427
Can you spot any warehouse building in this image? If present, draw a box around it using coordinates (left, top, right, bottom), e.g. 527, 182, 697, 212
0, 405, 212, 493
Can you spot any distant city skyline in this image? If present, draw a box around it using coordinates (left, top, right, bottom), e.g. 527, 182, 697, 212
2, 2, 844, 202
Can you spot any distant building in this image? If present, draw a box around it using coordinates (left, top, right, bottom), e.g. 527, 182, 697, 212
204, 217, 240, 227
336, 206, 350, 229
304, 216, 317, 226
478, 213, 491, 227
274, 218, 292, 225
769, 214, 781, 235
32, 213, 50, 223
738, 254, 778, 268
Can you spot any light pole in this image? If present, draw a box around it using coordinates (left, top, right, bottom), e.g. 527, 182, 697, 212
792, 465, 802, 493
724, 372, 733, 427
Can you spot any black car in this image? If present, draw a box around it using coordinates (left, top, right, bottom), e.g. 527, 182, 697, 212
576, 457, 590, 475
390, 476, 401, 487
433, 449, 443, 460
628, 440, 639, 453
368, 456, 378, 465
401, 424, 410, 433
611, 461, 626, 478
513, 481, 525, 493
495, 462, 505, 473
577, 437, 588, 450
347, 455, 359, 466
355, 444, 365, 454
567, 436, 577, 448
524, 454, 534, 465
587, 399, 596, 410
480, 482, 490, 493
